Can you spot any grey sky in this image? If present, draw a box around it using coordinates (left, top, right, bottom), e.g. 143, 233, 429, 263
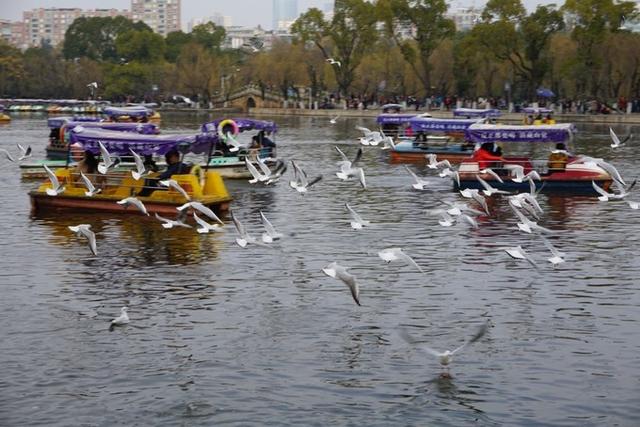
0, 0, 558, 30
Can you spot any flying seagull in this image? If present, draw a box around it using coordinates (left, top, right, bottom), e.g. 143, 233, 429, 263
117, 197, 149, 215
43, 165, 65, 196
322, 261, 360, 306
326, 58, 341, 67
378, 247, 424, 273
260, 211, 283, 243
345, 203, 370, 230
68, 224, 97, 256
80, 172, 101, 197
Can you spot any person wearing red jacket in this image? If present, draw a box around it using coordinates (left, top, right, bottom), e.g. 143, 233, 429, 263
473, 143, 504, 169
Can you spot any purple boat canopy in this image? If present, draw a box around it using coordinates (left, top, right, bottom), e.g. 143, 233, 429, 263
465, 123, 575, 144
409, 117, 480, 132
69, 128, 211, 156
104, 106, 153, 118
522, 107, 554, 114
201, 118, 277, 135
47, 117, 159, 135
453, 108, 501, 118
376, 114, 418, 125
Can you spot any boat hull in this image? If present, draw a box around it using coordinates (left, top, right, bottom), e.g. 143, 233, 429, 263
390, 148, 472, 164
45, 146, 69, 160
455, 178, 612, 195
30, 193, 231, 217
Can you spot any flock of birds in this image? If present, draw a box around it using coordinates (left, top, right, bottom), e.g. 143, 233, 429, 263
2, 118, 637, 374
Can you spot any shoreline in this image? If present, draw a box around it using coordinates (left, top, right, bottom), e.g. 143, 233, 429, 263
245, 107, 640, 125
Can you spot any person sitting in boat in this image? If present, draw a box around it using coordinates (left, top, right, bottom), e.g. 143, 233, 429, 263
548, 143, 572, 172
138, 149, 188, 197
473, 142, 504, 169
143, 154, 159, 172
257, 130, 276, 156
77, 150, 99, 175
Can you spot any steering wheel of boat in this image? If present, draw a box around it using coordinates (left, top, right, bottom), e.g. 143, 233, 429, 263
191, 164, 205, 187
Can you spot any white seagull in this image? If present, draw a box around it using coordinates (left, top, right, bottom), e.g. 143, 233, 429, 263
43, 165, 65, 196
479, 168, 504, 183
322, 262, 360, 306
330, 115, 339, 124
627, 200, 639, 209
426, 154, 452, 170
109, 307, 129, 331
129, 149, 147, 181
80, 172, 101, 197
260, 211, 283, 243
592, 180, 626, 201
477, 176, 509, 196
117, 197, 149, 215
193, 213, 223, 234
68, 224, 97, 256
154, 212, 192, 229
405, 165, 430, 190
159, 179, 191, 201
541, 237, 566, 267
289, 160, 322, 194
97, 142, 118, 174
17, 144, 32, 161
610, 127, 632, 149
245, 158, 269, 184
504, 164, 542, 183
230, 209, 257, 248
503, 246, 537, 267
511, 205, 553, 234
345, 203, 370, 230
177, 201, 223, 224
378, 247, 424, 273
400, 321, 489, 371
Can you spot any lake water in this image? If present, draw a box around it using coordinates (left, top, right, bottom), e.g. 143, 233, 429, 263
1, 113, 639, 426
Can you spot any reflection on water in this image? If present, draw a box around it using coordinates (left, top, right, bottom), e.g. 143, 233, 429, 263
1, 115, 640, 426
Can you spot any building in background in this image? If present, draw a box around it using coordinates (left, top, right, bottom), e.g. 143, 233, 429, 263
272, 0, 298, 31
446, 6, 482, 32
187, 12, 232, 32
131, 0, 181, 37
18, 8, 130, 48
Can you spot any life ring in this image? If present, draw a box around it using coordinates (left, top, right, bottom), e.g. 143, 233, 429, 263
191, 164, 205, 187
217, 119, 239, 138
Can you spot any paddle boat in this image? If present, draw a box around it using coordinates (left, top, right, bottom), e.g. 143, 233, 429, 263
388, 117, 481, 164
199, 118, 279, 178
44, 116, 160, 160
455, 123, 613, 194
30, 131, 232, 217
0, 104, 10, 122
522, 107, 556, 125
104, 105, 161, 123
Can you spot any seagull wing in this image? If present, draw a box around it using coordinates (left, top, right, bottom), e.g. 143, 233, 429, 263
352, 147, 363, 166
399, 250, 424, 273
306, 175, 323, 188
335, 146, 350, 163
591, 180, 610, 197
80, 227, 98, 256
245, 158, 265, 182
256, 156, 272, 177
80, 172, 96, 193
404, 165, 421, 183
191, 202, 223, 224
260, 211, 278, 236
98, 142, 112, 166
230, 209, 247, 237
335, 268, 360, 306
345, 203, 365, 224
356, 168, 366, 189
452, 321, 489, 354
0, 148, 16, 162
610, 127, 621, 147
398, 329, 443, 358
43, 165, 60, 188
481, 168, 504, 183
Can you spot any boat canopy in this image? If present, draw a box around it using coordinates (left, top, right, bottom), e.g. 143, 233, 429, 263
376, 114, 417, 125
409, 117, 480, 132
69, 128, 211, 156
522, 107, 553, 114
103, 106, 152, 118
47, 117, 158, 134
201, 118, 277, 134
465, 123, 575, 144
453, 108, 501, 118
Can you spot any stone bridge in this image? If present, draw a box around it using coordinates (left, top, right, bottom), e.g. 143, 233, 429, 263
215, 85, 285, 112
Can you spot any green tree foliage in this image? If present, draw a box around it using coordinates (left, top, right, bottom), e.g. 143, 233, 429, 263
174, 42, 218, 103
292, 0, 378, 95
62, 16, 152, 62
165, 31, 193, 62
563, 0, 638, 95
0, 41, 24, 97
191, 22, 226, 53
116, 29, 166, 63
103, 62, 151, 101
378, 0, 455, 95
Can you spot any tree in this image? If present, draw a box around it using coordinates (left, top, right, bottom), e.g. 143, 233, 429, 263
103, 62, 151, 101
378, 0, 455, 96
291, 0, 378, 95
62, 16, 152, 62
165, 31, 193, 62
191, 22, 226, 53
0, 41, 24, 97
116, 29, 166, 63
563, 0, 638, 96
174, 42, 218, 104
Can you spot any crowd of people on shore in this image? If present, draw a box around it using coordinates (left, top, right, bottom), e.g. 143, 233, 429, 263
317, 93, 640, 115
